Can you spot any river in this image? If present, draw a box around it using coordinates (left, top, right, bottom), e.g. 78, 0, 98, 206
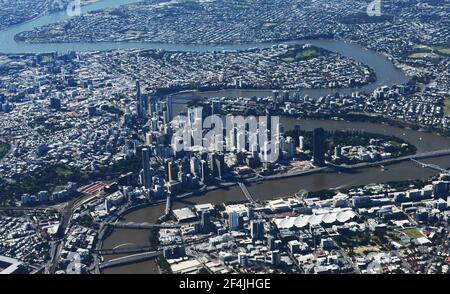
100, 119, 450, 273
0, 0, 408, 97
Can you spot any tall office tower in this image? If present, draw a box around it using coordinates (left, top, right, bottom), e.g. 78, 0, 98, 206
238, 253, 249, 267
190, 156, 200, 175
272, 90, 280, 104
136, 80, 142, 116
142, 148, 152, 190
267, 235, 277, 250
250, 220, 265, 240
200, 210, 211, 233
148, 96, 155, 117
313, 128, 326, 167
181, 156, 190, 174
334, 146, 342, 158
247, 206, 254, 220
50, 97, 61, 111
166, 96, 174, 122
282, 90, 290, 102
212, 153, 225, 179
285, 136, 295, 159
136, 80, 148, 119
200, 159, 210, 183
271, 250, 281, 266
136, 80, 141, 102
236, 131, 245, 152
212, 100, 221, 115
166, 160, 179, 182
166, 160, 173, 181
299, 136, 305, 151
229, 212, 241, 231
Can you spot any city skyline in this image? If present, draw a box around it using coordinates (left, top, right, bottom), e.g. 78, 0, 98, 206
0, 0, 449, 277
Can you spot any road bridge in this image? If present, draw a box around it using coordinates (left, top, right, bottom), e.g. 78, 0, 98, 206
99, 251, 161, 270
105, 221, 199, 230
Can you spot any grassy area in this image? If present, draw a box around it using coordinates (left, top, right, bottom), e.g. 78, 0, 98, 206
53, 185, 67, 193
402, 228, 424, 239
280, 46, 325, 63
436, 48, 450, 56
413, 44, 433, 50
408, 52, 440, 59
0, 141, 10, 159
281, 57, 295, 63
296, 49, 317, 59
444, 97, 450, 116
55, 167, 74, 178
354, 245, 380, 255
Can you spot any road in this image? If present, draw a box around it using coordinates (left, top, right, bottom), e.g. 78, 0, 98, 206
99, 251, 162, 270
105, 220, 200, 230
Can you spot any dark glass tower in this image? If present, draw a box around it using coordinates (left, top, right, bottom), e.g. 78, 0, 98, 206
313, 128, 325, 167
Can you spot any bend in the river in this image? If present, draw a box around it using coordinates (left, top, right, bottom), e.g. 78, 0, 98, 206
0, 0, 408, 96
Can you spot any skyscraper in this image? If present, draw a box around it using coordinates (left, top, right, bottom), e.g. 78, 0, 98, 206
229, 212, 241, 231
142, 148, 152, 190
238, 253, 249, 267
136, 80, 148, 119
250, 220, 265, 240
299, 136, 305, 150
200, 160, 210, 183
200, 210, 211, 233
271, 250, 281, 266
50, 97, 61, 111
313, 128, 325, 167
166, 96, 174, 122
247, 206, 254, 220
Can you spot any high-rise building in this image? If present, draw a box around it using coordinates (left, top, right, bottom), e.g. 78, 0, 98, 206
229, 212, 241, 231
299, 136, 305, 151
166, 160, 179, 182
282, 90, 290, 102
136, 80, 148, 119
200, 210, 211, 233
250, 220, 265, 240
200, 159, 209, 183
87, 104, 96, 117
272, 90, 280, 104
211, 152, 225, 179
271, 250, 281, 266
166, 96, 174, 122
50, 97, 61, 111
313, 128, 325, 166
285, 136, 295, 159
247, 206, 254, 220
212, 100, 221, 115
334, 146, 342, 158
142, 148, 152, 190
238, 253, 249, 267
267, 235, 278, 251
